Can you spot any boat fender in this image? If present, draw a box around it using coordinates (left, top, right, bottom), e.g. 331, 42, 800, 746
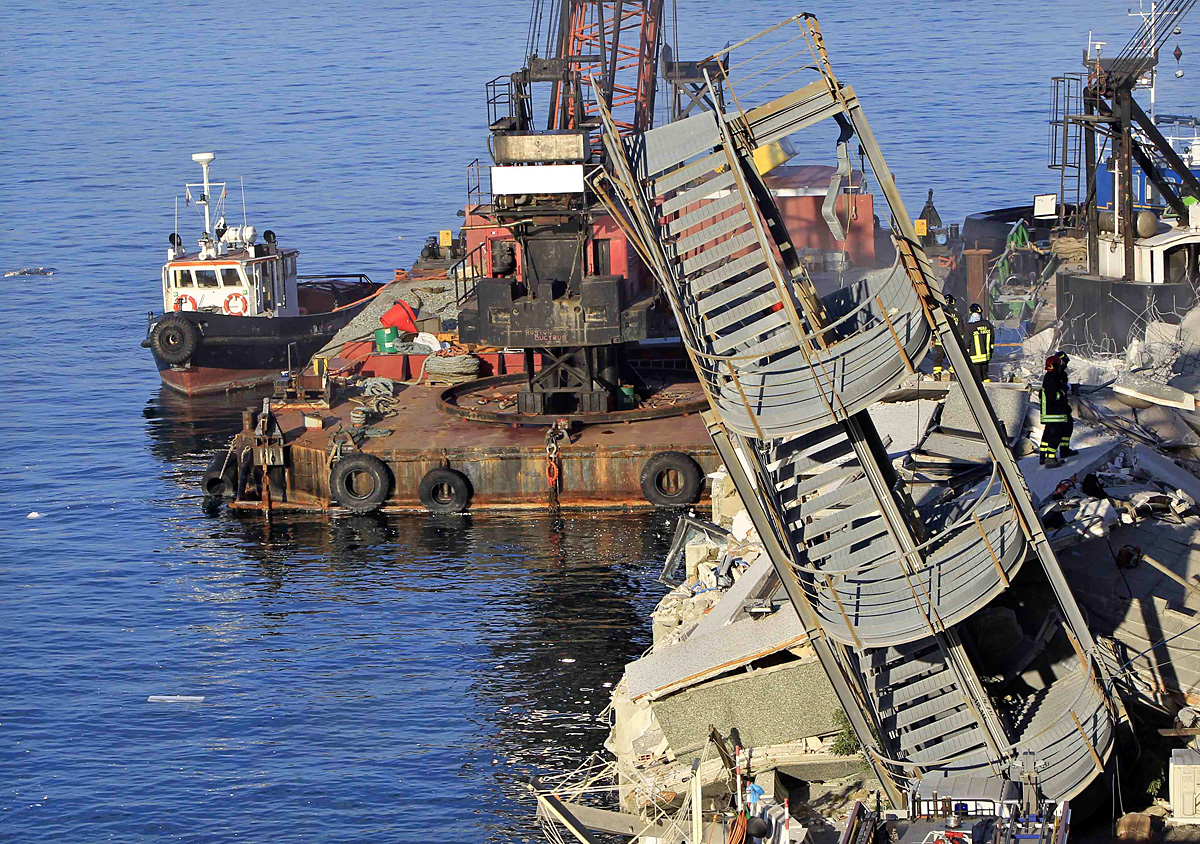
223, 292, 249, 315
640, 451, 703, 507
150, 314, 200, 365
201, 450, 239, 499
172, 294, 198, 312
418, 467, 472, 514
330, 453, 392, 514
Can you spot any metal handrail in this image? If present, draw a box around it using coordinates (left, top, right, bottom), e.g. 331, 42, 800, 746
449, 241, 488, 305
297, 273, 374, 284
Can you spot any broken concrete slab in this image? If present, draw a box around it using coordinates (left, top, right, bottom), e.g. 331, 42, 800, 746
650, 657, 837, 757
1048, 498, 1120, 546
939, 382, 1029, 442
625, 602, 808, 700
690, 554, 777, 638
920, 431, 989, 464
1134, 444, 1200, 505
1020, 436, 1122, 505
1023, 326, 1056, 361
868, 398, 939, 458
1115, 373, 1197, 411
1134, 405, 1200, 447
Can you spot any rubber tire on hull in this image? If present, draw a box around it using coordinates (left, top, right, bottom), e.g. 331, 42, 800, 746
150, 315, 200, 365
640, 451, 703, 507
201, 452, 238, 499
330, 453, 392, 514
418, 468, 472, 514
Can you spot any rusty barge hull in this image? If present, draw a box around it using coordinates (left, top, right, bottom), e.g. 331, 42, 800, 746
224, 382, 718, 514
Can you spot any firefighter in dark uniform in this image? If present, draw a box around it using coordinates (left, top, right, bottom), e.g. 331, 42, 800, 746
1038, 352, 1078, 466
966, 302, 995, 383
932, 293, 961, 379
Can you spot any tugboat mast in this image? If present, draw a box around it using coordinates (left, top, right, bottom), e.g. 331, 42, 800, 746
191, 151, 217, 254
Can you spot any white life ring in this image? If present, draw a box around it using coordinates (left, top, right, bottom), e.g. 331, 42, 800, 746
223, 292, 249, 315
172, 294, 198, 312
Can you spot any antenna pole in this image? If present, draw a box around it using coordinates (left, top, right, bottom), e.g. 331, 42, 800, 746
240, 176, 248, 228
199, 158, 213, 236
174, 196, 179, 251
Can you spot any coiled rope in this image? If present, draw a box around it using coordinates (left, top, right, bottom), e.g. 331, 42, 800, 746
420, 354, 481, 385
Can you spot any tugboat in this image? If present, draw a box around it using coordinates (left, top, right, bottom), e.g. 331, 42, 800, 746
143, 152, 382, 396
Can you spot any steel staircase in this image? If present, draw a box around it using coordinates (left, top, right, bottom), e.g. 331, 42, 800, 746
595, 12, 1118, 807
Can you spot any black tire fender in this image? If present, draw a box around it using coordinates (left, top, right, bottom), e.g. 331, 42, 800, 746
418, 467, 473, 514
150, 314, 199, 365
330, 453, 392, 514
201, 451, 238, 499
640, 451, 703, 507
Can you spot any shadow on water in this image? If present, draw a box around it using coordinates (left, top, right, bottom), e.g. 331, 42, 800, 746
142, 385, 272, 466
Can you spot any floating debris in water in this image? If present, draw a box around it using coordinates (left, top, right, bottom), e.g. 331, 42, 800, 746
559, 658, 576, 664
147, 695, 205, 703
4, 267, 56, 277
26, 511, 42, 519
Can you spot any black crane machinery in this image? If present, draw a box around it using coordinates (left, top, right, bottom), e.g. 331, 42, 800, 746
456, 1, 674, 415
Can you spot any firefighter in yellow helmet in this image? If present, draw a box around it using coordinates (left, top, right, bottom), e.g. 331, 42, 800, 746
966, 302, 995, 383
932, 293, 960, 379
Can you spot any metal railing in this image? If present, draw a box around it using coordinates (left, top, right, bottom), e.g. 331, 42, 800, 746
449, 242, 488, 305
466, 157, 487, 209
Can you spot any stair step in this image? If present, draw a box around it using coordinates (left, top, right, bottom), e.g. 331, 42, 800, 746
696, 268, 776, 314
878, 668, 959, 715
868, 644, 946, 681
680, 229, 759, 277
805, 514, 891, 558
798, 498, 882, 538
653, 150, 725, 195
675, 208, 754, 255
899, 708, 977, 753
660, 170, 735, 216
691, 252, 767, 294
795, 480, 872, 519
711, 308, 790, 355
704, 287, 786, 335
908, 728, 991, 766
666, 190, 743, 236
790, 464, 862, 499
889, 690, 966, 730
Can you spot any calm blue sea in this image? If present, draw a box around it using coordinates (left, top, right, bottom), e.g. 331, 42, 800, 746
1, 1, 1197, 840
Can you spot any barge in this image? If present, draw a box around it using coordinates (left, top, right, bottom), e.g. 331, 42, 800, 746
205, 362, 718, 514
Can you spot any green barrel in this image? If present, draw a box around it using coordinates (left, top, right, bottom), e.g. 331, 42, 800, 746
374, 327, 399, 354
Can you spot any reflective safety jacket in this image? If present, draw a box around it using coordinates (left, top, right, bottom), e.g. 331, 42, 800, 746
969, 320, 995, 363
1040, 369, 1070, 423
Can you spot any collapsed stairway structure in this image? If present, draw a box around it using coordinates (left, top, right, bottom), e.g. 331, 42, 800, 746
594, 14, 1119, 806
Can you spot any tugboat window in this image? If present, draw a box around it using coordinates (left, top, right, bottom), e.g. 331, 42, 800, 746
195, 269, 219, 288
219, 267, 241, 287
172, 269, 194, 287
